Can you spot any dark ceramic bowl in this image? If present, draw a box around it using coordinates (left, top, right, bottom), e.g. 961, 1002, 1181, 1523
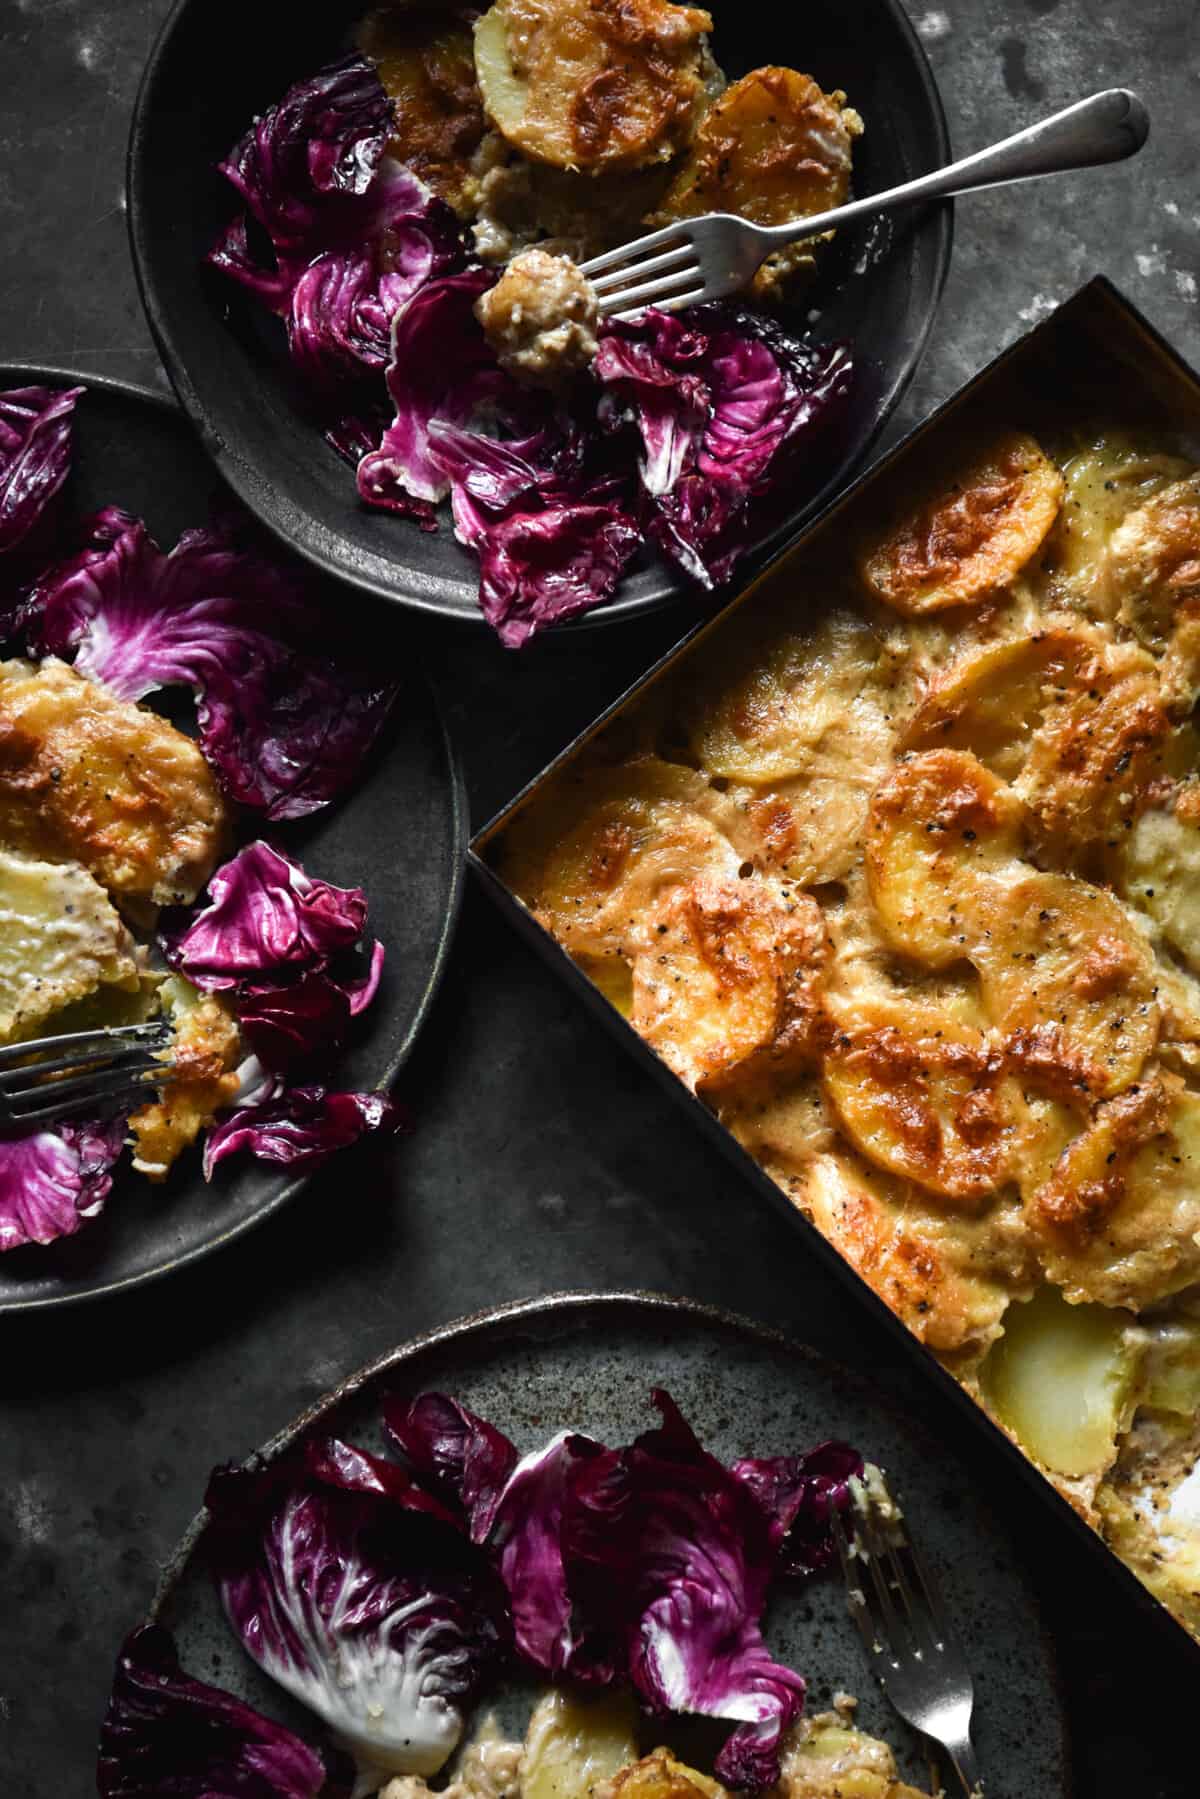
127, 0, 952, 628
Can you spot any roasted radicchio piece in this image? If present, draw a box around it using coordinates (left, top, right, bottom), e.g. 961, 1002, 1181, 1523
0, 1116, 125, 1253
205, 1444, 506, 1787
98, 1623, 351, 1799
209, 58, 854, 646
0, 384, 82, 557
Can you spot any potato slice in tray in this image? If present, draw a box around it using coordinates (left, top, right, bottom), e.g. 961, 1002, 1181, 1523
796, 1146, 1032, 1355
1120, 781, 1200, 964
978, 1282, 1141, 1484
977, 870, 1158, 1101
474, 0, 713, 173
1027, 1078, 1200, 1309
632, 873, 828, 1093
359, 6, 485, 210
861, 434, 1064, 617
864, 749, 1024, 966
501, 757, 741, 963
1038, 433, 1192, 615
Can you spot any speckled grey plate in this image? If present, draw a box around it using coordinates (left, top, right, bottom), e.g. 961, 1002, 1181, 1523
150, 1292, 1070, 1793
0, 365, 466, 1314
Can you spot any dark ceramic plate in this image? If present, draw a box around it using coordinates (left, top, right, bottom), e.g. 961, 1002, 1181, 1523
0, 366, 466, 1314
127, 0, 952, 629
148, 1293, 1069, 1792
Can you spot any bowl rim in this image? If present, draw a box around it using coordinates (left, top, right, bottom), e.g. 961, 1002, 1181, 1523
0, 360, 469, 1313
125, 0, 954, 628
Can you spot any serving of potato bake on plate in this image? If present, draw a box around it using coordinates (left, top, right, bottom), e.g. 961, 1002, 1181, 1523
128, 0, 950, 630
101, 1297, 1067, 1794
0, 368, 464, 1311
480, 286, 1200, 1650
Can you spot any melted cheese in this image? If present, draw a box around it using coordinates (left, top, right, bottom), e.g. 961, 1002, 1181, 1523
0, 847, 138, 1039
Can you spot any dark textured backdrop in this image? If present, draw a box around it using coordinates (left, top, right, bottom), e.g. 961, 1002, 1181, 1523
2, 0, 1200, 1791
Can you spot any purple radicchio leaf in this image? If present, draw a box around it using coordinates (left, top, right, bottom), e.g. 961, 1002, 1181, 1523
595, 307, 853, 589
732, 1443, 863, 1577
204, 1449, 504, 1785
357, 268, 513, 508
431, 422, 641, 649
97, 1622, 350, 1799
569, 1389, 807, 1788
382, 1392, 518, 1543
202, 1086, 404, 1178
0, 1116, 124, 1253
0, 384, 83, 555
160, 840, 383, 1070
17, 508, 398, 820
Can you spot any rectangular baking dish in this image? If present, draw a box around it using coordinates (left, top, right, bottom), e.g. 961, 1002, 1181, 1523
469, 276, 1200, 1661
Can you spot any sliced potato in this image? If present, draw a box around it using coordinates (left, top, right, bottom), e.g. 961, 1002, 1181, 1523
979, 1283, 1141, 1480
597, 1752, 722, 1799
359, 7, 485, 210
632, 874, 828, 1093
860, 434, 1064, 616
719, 1070, 835, 1175
653, 66, 858, 231
864, 750, 1023, 966
474, 0, 712, 172
977, 871, 1158, 1101
501, 758, 741, 962
1106, 472, 1200, 651
899, 626, 1096, 779
1037, 433, 1192, 616
1031, 1083, 1200, 1309
797, 1147, 1031, 1354
1120, 793, 1200, 964
689, 610, 888, 785
0, 847, 138, 1040
780, 1711, 917, 1799
521, 1690, 639, 1799
823, 1019, 1017, 1203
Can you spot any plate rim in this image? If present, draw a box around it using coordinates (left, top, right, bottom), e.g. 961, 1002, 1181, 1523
147, 1287, 1073, 1791
0, 361, 469, 1314
124, 0, 954, 627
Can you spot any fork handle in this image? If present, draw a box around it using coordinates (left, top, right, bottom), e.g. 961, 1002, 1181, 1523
941, 1724, 984, 1798
764, 88, 1148, 247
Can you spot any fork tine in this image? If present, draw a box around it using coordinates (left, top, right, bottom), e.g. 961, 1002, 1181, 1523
589, 244, 697, 295
599, 268, 703, 316
579, 225, 691, 278
0, 1041, 171, 1092
0, 1022, 171, 1071
832, 1509, 883, 1661
7, 1059, 165, 1122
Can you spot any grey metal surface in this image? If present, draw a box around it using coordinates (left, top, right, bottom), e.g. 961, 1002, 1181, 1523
152, 1295, 1067, 1794
2, 0, 1200, 1793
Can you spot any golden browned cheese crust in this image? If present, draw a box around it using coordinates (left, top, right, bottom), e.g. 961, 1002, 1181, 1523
360, 7, 487, 212
0, 659, 228, 908
651, 68, 860, 295
494, 424, 1200, 1638
474, 0, 712, 173
127, 985, 243, 1181
861, 433, 1064, 615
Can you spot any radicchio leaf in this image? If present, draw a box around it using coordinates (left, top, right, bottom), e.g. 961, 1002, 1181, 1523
0, 1117, 124, 1253
18, 508, 397, 819
596, 307, 853, 588
383, 1392, 518, 1543
205, 1451, 504, 1784
732, 1443, 863, 1577
161, 841, 384, 1073
202, 1086, 403, 1177
97, 1622, 348, 1799
0, 384, 82, 555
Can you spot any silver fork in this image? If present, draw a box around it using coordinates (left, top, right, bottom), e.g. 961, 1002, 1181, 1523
582, 87, 1148, 318
833, 1468, 983, 1797
0, 1021, 173, 1128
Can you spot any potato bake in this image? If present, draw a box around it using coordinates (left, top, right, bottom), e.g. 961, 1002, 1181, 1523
497, 419, 1200, 1639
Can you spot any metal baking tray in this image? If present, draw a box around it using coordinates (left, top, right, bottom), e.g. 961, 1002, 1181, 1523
469, 276, 1200, 1662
